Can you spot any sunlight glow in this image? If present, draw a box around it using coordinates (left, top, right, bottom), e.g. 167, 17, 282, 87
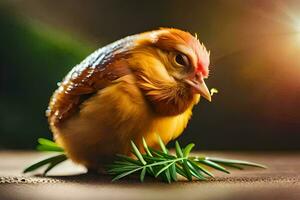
276, 2, 300, 42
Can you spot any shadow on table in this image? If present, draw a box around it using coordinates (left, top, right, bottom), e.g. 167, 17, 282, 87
33, 169, 276, 185
34, 172, 162, 185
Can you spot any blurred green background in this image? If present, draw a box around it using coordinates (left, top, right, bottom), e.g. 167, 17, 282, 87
0, 0, 299, 150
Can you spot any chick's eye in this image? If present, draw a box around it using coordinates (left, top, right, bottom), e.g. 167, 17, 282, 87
175, 54, 189, 67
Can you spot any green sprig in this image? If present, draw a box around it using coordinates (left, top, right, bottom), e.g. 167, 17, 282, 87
24, 137, 266, 182
23, 138, 67, 175
108, 137, 266, 183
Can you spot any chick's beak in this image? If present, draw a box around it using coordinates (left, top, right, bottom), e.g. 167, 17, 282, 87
184, 77, 211, 102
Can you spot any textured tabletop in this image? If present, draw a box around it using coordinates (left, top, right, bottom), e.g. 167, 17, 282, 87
0, 151, 299, 200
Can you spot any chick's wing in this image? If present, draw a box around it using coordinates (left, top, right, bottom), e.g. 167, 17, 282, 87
47, 36, 136, 125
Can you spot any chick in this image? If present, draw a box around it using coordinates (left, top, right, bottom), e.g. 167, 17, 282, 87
46, 28, 211, 170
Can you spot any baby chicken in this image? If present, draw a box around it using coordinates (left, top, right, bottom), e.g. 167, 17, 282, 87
46, 28, 211, 170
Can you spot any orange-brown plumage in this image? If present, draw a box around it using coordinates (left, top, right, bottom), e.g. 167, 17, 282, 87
47, 28, 211, 170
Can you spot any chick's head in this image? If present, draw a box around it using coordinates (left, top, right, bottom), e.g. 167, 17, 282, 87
126, 28, 211, 116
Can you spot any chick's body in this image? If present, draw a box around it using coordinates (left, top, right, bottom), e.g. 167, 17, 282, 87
47, 28, 210, 170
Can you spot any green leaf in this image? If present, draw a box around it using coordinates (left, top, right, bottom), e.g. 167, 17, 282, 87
23, 154, 66, 173
37, 144, 64, 152
111, 160, 136, 166
189, 160, 214, 177
148, 147, 175, 159
175, 142, 192, 180
198, 159, 230, 174
43, 154, 68, 175
207, 157, 266, 169
142, 138, 155, 175
182, 160, 193, 181
107, 165, 138, 174
38, 138, 60, 147
187, 161, 206, 180
170, 163, 177, 181
112, 167, 142, 182
175, 141, 184, 158
155, 161, 175, 177
157, 136, 168, 154
175, 164, 188, 179
218, 163, 244, 170
189, 168, 205, 180
183, 143, 195, 157
162, 169, 172, 183
140, 167, 147, 182
157, 136, 176, 183
131, 141, 147, 165
36, 138, 64, 152
142, 138, 152, 157
143, 155, 165, 162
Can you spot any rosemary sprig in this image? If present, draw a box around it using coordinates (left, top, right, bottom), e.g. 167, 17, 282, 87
23, 137, 266, 182
23, 138, 67, 175
108, 137, 266, 183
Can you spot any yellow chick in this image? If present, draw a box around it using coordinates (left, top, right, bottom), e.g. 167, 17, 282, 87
46, 28, 211, 171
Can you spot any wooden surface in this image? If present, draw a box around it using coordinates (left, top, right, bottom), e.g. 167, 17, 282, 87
0, 151, 299, 200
